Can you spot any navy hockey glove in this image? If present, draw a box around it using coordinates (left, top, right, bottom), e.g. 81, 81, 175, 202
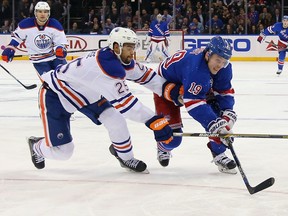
162, 81, 184, 106
208, 118, 233, 146
145, 115, 173, 144
221, 109, 237, 130
55, 46, 67, 59
2, 45, 16, 62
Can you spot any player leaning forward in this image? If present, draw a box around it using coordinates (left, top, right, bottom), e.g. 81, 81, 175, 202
156, 36, 237, 174
27, 27, 173, 173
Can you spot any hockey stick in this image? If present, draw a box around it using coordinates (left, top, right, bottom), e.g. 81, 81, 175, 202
173, 132, 288, 139
13, 49, 97, 58
0, 64, 37, 90
174, 132, 275, 194
227, 142, 275, 194
0, 45, 97, 58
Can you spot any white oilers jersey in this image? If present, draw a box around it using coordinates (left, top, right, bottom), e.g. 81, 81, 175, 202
41, 48, 164, 123
11, 17, 67, 63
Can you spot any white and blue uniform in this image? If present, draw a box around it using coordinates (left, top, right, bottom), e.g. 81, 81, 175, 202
145, 19, 170, 62
40, 47, 166, 158
9, 17, 67, 76
156, 48, 235, 154
263, 22, 288, 71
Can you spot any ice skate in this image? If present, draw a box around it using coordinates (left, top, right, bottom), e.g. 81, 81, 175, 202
109, 144, 149, 173
157, 149, 171, 167
212, 152, 237, 174
276, 69, 282, 75
27, 136, 45, 169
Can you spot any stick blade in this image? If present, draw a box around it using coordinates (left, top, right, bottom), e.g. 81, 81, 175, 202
25, 84, 37, 90
248, 177, 275, 195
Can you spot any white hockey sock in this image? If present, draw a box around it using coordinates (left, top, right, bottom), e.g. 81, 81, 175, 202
99, 108, 134, 160
34, 139, 74, 160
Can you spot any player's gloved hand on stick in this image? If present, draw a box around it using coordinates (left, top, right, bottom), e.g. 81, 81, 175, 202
257, 32, 265, 43
2, 45, 16, 63
221, 109, 237, 130
145, 115, 173, 144
162, 81, 184, 107
55, 45, 67, 59
208, 118, 233, 146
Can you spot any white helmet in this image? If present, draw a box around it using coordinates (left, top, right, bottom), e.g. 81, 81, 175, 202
108, 27, 138, 51
34, 1, 50, 17
157, 13, 162, 22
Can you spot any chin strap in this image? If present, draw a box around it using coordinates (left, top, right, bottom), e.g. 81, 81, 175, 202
114, 47, 131, 66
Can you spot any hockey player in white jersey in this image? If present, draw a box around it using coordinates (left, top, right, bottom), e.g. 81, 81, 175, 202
27, 27, 173, 173
144, 14, 170, 63
1, 1, 68, 79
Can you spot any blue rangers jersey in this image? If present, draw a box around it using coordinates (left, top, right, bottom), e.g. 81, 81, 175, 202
157, 48, 235, 131
10, 17, 67, 63
263, 22, 288, 43
42, 47, 166, 123
148, 20, 170, 42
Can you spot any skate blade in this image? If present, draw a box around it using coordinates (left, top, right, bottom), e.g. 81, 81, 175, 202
218, 166, 237, 175
124, 167, 150, 174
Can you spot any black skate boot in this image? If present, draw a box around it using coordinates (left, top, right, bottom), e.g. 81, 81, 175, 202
207, 143, 237, 174
157, 149, 171, 167
109, 144, 149, 173
27, 136, 45, 169
276, 69, 282, 75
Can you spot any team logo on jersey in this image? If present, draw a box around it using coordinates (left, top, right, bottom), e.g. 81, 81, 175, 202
57, 133, 64, 139
34, 34, 52, 49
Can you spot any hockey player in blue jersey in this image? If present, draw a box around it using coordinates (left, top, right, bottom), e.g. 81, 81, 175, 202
257, 15, 288, 75
145, 14, 170, 63
2, 1, 67, 79
155, 36, 237, 174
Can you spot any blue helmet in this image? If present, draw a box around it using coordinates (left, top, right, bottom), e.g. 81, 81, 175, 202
282, 15, 288, 21
206, 36, 232, 60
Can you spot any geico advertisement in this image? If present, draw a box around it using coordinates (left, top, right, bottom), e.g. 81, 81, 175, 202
0, 34, 281, 59
184, 35, 279, 58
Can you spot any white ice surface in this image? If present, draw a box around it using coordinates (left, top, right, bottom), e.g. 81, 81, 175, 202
0, 61, 287, 216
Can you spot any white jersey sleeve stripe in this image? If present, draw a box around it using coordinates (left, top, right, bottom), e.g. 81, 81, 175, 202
50, 73, 88, 109
111, 94, 139, 114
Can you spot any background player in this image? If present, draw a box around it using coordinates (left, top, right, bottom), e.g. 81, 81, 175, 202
145, 13, 170, 63
155, 36, 237, 174
27, 27, 173, 173
1, 1, 67, 78
257, 15, 288, 75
